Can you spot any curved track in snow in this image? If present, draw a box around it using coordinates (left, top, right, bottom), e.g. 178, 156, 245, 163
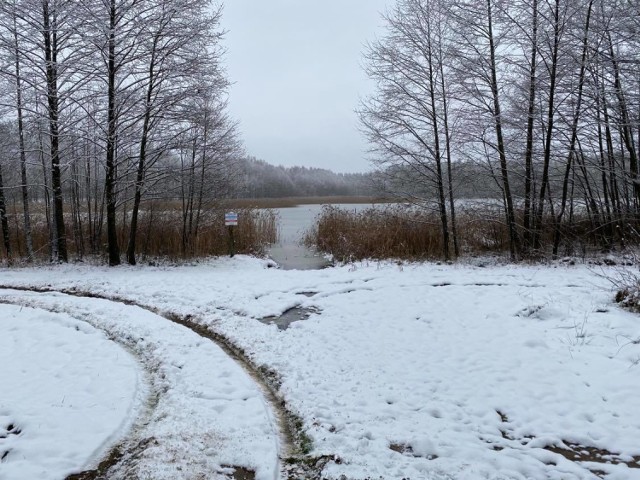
0, 286, 321, 480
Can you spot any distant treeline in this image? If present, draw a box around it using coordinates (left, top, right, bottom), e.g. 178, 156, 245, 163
236, 157, 377, 198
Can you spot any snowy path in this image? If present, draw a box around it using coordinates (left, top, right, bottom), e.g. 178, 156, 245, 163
1, 257, 640, 479
0, 304, 142, 480
0, 289, 281, 480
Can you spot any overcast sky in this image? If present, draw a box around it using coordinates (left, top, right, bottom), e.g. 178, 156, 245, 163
221, 1, 391, 173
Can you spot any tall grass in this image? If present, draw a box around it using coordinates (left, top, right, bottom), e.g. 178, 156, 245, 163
0, 203, 277, 264
303, 205, 444, 261
303, 204, 619, 261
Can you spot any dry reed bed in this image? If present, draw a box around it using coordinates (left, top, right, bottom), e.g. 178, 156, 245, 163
0, 206, 277, 263
303, 205, 622, 261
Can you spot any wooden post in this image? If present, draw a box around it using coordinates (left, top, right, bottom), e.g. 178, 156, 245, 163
228, 225, 235, 257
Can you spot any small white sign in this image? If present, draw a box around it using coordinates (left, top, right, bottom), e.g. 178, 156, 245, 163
225, 212, 238, 226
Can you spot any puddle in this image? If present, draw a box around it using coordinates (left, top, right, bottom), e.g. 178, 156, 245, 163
259, 306, 321, 330
222, 465, 255, 480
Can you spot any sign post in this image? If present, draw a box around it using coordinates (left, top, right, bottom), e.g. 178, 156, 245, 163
224, 212, 238, 257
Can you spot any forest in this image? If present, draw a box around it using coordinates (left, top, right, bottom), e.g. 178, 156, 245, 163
1, 0, 640, 265
0, 0, 239, 265
360, 0, 640, 260
236, 157, 376, 199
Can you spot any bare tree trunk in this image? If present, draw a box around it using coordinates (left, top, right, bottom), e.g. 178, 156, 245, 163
425, 26, 450, 261
11, 6, 33, 261
599, 72, 622, 226
440, 70, 458, 258
42, 0, 68, 262
522, 0, 539, 254
575, 138, 604, 248
595, 75, 614, 247
37, 115, 54, 260
435, 13, 458, 258
487, 0, 519, 259
553, 0, 593, 257
194, 121, 208, 238
126, 149, 145, 265
183, 138, 197, 255
606, 29, 640, 210
127, 28, 160, 265
105, 0, 120, 266
532, 0, 561, 252
71, 149, 84, 259
84, 130, 94, 253
0, 164, 12, 263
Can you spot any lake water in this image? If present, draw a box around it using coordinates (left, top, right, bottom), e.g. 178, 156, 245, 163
268, 199, 508, 269
274, 203, 373, 245
267, 203, 375, 270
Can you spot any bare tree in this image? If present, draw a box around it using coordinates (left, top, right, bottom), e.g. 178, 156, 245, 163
41, 0, 70, 262
552, 0, 595, 255
360, 0, 455, 260
126, 0, 226, 265
449, 0, 520, 259
0, 0, 34, 260
0, 156, 10, 262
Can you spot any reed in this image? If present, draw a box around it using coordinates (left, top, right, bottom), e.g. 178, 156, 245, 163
303, 205, 444, 261
303, 204, 626, 261
0, 204, 277, 264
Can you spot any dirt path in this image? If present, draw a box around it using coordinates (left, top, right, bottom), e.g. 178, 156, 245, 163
0, 286, 329, 480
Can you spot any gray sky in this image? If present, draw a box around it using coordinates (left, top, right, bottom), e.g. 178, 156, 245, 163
222, 1, 391, 173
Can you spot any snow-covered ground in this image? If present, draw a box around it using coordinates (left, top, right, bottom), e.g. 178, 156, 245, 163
0, 305, 141, 480
0, 289, 279, 480
1, 257, 640, 479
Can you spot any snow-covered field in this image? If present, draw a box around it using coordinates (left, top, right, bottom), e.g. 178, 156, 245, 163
0, 305, 141, 480
1, 257, 640, 479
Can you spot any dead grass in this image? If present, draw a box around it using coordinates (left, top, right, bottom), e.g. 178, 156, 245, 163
0, 199, 631, 264
0, 204, 277, 263
303, 205, 445, 262
303, 204, 622, 262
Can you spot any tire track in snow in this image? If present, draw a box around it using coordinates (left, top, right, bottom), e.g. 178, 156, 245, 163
0, 285, 322, 480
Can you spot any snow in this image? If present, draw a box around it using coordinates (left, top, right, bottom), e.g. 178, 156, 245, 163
1, 257, 640, 479
0, 305, 141, 480
0, 290, 280, 480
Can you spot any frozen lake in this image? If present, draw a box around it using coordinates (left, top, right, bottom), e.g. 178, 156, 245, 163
274, 203, 373, 245
268, 203, 374, 270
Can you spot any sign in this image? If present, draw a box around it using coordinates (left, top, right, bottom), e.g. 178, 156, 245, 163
225, 212, 238, 226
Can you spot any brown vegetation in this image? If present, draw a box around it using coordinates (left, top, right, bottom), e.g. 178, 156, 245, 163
0, 203, 277, 264
304, 205, 628, 262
